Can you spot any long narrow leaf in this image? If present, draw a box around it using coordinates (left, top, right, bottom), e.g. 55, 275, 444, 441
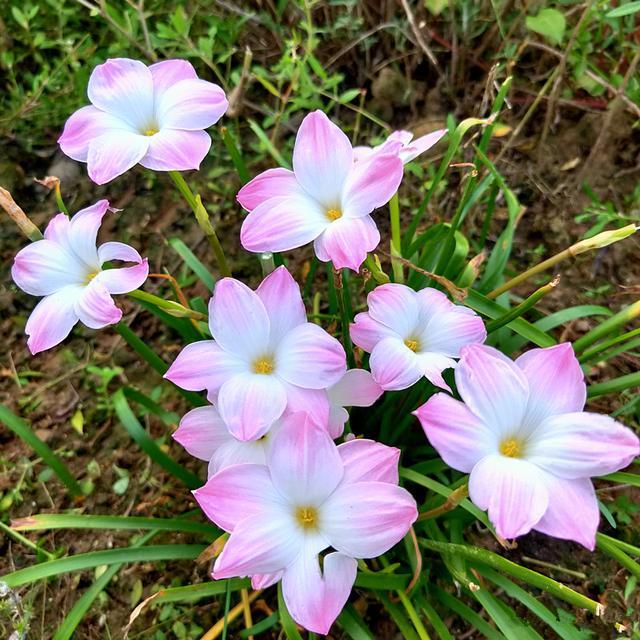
2, 544, 207, 588
11, 513, 217, 537
169, 237, 216, 290
0, 405, 82, 497
113, 389, 202, 489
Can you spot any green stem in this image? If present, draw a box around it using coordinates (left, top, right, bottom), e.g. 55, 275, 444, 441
485, 276, 559, 333
128, 289, 206, 320
389, 192, 404, 283
259, 252, 276, 276
169, 171, 231, 277
0, 520, 55, 561
579, 327, 640, 362
333, 268, 356, 369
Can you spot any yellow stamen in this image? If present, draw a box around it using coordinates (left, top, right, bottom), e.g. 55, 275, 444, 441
500, 438, 521, 458
295, 506, 318, 530
84, 271, 98, 285
144, 128, 158, 136
404, 338, 419, 352
253, 358, 274, 375
326, 208, 342, 221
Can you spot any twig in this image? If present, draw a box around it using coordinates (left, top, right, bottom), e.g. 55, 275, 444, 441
399, 0, 443, 79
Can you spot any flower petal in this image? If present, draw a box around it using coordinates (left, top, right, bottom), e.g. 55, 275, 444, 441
237, 168, 302, 211
213, 510, 302, 579
67, 200, 111, 268
276, 322, 346, 389
469, 455, 548, 540
282, 550, 357, 635
526, 412, 640, 479
367, 283, 419, 336
313, 214, 380, 271
240, 195, 328, 254
369, 336, 422, 391
252, 571, 284, 590
292, 110, 353, 206
328, 405, 349, 438
338, 439, 400, 484
87, 58, 154, 129
194, 463, 283, 532
87, 131, 149, 184
97, 241, 142, 264
323, 481, 417, 557
414, 393, 496, 473
164, 340, 245, 394
58, 105, 131, 162
74, 281, 122, 329
349, 312, 396, 352
282, 383, 330, 430
516, 343, 586, 428
267, 413, 343, 504
25, 286, 81, 354
95, 258, 148, 294
534, 475, 599, 550
328, 369, 382, 407
149, 59, 197, 97
399, 129, 447, 164
12, 239, 84, 296
218, 373, 287, 441
173, 405, 232, 461
208, 278, 270, 360
341, 153, 403, 217
208, 438, 269, 477
418, 291, 487, 357
256, 266, 306, 346
140, 128, 211, 171
455, 344, 529, 438
157, 78, 228, 130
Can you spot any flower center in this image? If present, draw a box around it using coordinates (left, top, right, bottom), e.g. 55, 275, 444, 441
404, 338, 420, 352
295, 506, 318, 530
253, 358, 274, 375
326, 208, 342, 221
500, 438, 522, 458
143, 127, 158, 136
84, 271, 98, 285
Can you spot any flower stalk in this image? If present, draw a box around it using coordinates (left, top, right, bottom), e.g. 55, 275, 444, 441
169, 171, 231, 278
0, 187, 43, 242
488, 224, 637, 299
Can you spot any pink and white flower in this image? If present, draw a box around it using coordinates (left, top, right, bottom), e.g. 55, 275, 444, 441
194, 413, 416, 634
173, 404, 283, 476
327, 369, 383, 438
414, 343, 640, 549
59, 58, 228, 184
12, 200, 148, 354
354, 128, 447, 165
165, 266, 346, 441
238, 110, 404, 272
350, 284, 486, 391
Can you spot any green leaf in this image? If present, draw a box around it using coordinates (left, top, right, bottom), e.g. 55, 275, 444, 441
606, 1, 640, 17
354, 571, 410, 590
2, 544, 207, 588
338, 604, 375, 639
0, 405, 82, 497
113, 389, 202, 489
424, 0, 448, 15
11, 513, 218, 537
526, 8, 566, 45
472, 588, 543, 640
152, 579, 250, 604
169, 237, 216, 291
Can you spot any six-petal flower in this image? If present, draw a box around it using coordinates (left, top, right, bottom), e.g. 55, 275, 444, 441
59, 58, 228, 184
354, 128, 447, 165
165, 266, 346, 440
12, 200, 149, 354
194, 413, 417, 634
351, 283, 487, 391
414, 343, 640, 548
238, 110, 404, 271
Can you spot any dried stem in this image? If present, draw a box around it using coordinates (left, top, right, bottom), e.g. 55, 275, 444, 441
0, 187, 43, 241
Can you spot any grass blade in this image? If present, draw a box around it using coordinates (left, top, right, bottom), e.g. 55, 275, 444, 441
587, 372, 640, 398
113, 389, 202, 489
338, 604, 375, 639
0, 405, 82, 497
11, 513, 217, 537
169, 237, 216, 291
277, 582, 304, 640
2, 544, 207, 588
